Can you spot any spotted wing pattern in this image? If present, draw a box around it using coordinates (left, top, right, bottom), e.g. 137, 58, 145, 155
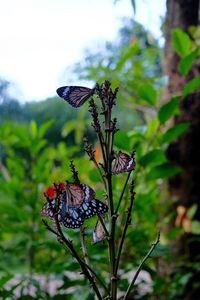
40, 200, 56, 219
112, 151, 134, 174
60, 182, 107, 229
56, 86, 94, 108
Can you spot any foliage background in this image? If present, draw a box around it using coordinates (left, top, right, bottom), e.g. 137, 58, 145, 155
0, 3, 200, 299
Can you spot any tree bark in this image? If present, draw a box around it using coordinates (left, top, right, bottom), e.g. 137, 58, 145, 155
162, 0, 200, 299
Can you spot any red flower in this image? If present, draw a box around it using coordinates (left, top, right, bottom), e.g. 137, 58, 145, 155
44, 186, 55, 200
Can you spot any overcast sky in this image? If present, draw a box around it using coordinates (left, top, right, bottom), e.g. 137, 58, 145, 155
0, 0, 166, 102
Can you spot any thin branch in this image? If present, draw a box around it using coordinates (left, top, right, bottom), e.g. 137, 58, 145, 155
81, 260, 110, 296
70, 160, 79, 183
56, 220, 102, 300
92, 157, 107, 189
44, 214, 103, 300
115, 171, 132, 214
115, 180, 135, 275
42, 219, 58, 236
97, 131, 107, 172
80, 226, 90, 271
83, 136, 106, 189
123, 231, 160, 300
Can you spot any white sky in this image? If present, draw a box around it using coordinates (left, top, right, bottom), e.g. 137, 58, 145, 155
0, 0, 166, 102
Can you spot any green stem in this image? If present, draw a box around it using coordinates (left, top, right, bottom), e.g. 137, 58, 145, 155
123, 232, 160, 300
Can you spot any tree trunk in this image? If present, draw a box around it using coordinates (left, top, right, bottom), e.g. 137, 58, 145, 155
162, 0, 200, 299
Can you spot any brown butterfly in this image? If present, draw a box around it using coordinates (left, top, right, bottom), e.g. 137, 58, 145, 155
112, 151, 135, 174
56, 86, 95, 108
92, 220, 106, 244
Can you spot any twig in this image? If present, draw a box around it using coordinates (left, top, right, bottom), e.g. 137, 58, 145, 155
44, 215, 103, 300
92, 157, 107, 189
81, 260, 110, 296
123, 231, 160, 300
115, 171, 132, 214
80, 226, 90, 271
115, 180, 135, 275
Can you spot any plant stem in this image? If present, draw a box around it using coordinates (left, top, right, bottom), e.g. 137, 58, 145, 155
91, 155, 107, 189
97, 131, 107, 170
80, 226, 90, 271
115, 171, 132, 214
81, 260, 110, 296
104, 105, 117, 299
52, 216, 103, 300
123, 231, 160, 300
43, 219, 109, 297
115, 180, 135, 275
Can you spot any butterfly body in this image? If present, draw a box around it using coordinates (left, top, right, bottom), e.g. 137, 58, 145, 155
56, 86, 95, 108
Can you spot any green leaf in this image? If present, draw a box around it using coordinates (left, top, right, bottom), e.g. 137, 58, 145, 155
187, 204, 198, 219
138, 83, 157, 105
172, 29, 192, 57
162, 122, 190, 144
147, 164, 181, 180
38, 119, 54, 138
0, 273, 13, 288
29, 120, 37, 138
178, 47, 199, 76
191, 221, 200, 234
114, 131, 130, 151
182, 76, 200, 97
61, 120, 75, 137
158, 97, 179, 124
89, 169, 101, 183
145, 117, 159, 138
139, 149, 167, 167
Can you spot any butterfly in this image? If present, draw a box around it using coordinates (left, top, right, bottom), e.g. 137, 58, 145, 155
59, 182, 108, 229
92, 220, 106, 244
112, 151, 135, 175
56, 86, 95, 108
41, 202, 55, 219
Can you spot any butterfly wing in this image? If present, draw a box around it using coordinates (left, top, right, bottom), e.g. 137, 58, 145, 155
60, 207, 84, 228
56, 86, 94, 108
79, 199, 108, 220
112, 151, 134, 174
59, 182, 107, 228
40, 201, 55, 219
92, 220, 106, 244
